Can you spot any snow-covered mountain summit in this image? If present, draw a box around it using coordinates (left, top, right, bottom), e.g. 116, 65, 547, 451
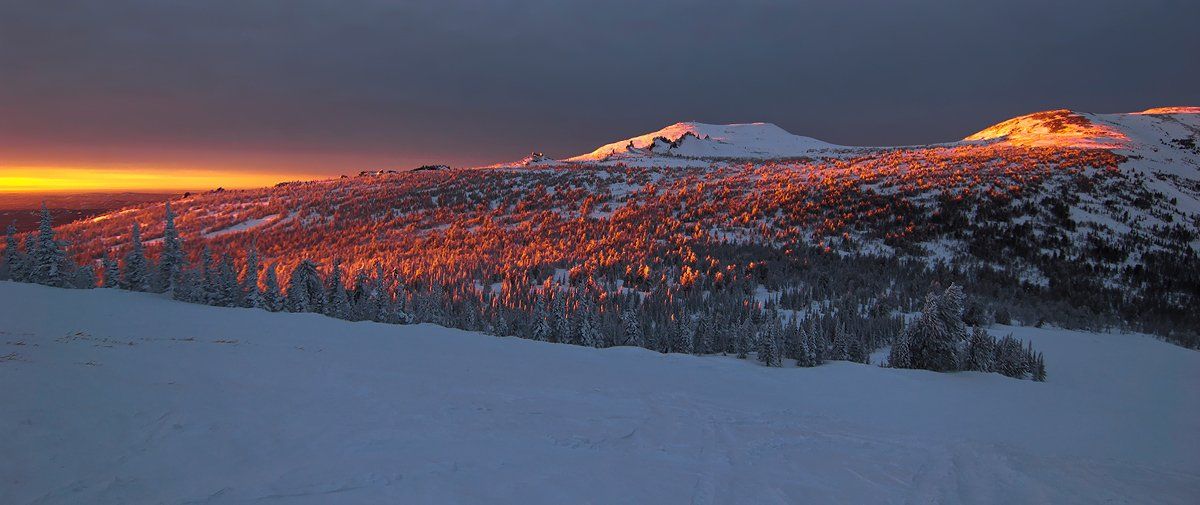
964, 107, 1200, 150
500, 107, 1198, 168
563, 121, 840, 165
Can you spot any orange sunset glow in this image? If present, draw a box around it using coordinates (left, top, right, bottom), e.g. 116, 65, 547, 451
0, 166, 326, 193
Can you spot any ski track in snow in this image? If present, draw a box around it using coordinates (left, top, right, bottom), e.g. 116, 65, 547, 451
0, 282, 1198, 504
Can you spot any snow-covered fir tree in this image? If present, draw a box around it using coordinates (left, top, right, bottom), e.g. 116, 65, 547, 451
829, 322, 850, 361
963, 326, 996, 372
156, 202, 184, 294
757, 313, 783, 367
887, 330, 913, 369
29, 205, 68, 287
325, 258, 349, 319
241, 246, 262, 308
73, 263, 97, 289
101, 252, 119, 288
621, 298, 644, 347
903, 284, 967, 372
552, 290, 572, 344
531, 293, 553, 342
214, 254, 241, 307
1, 223, 20, 281
200, 246, 216, 304
260, 263, 283, 312
577, 293, 601, 347
122, 222, 151, 291
286, 259, 326, 313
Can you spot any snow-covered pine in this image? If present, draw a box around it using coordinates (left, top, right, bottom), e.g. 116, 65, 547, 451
325, 258, 349, 319
157, 201, 184, 294
621, 298, 644, 348
1, 222, 22, 281
200, 245, 216, 304
241, 246, 262, 309
286, 259, 325, 313
29, 205, 68, 287
215, 254, 241, 307
121, 222, 150, 292
757, 313, 783, 367
532, 294, 552, 342
577, 293, 601, 348
260, 263, 283, 312
74, 263, 97, 288
964, 326, 997, 372
552, 290, 572, 345
995, 334, 1029, 379
101, 252, 119, 288
887, 329, 913, 369
829, 322, 850, 361
905, 286, 962, 372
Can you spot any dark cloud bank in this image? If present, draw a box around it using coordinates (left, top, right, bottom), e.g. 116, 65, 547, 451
2, 0, 1197, 170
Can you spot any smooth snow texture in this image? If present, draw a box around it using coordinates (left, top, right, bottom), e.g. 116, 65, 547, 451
567, 122, 839, 163
1, 282, 1198, 504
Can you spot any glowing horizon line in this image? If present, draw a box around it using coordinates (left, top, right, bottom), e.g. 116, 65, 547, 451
0, 166, 330, 193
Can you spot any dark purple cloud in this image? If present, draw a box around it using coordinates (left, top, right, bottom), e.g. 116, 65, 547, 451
2, 0, 1197, 171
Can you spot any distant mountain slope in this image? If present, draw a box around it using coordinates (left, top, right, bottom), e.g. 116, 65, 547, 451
565, 122, 839, 164
964, 108, 1200, 151
506, 108, 1200, 174
22, 106, 1200, 345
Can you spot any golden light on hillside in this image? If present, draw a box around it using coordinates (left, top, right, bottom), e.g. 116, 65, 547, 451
0, 166, 324, 193
962, 109, 1129, 149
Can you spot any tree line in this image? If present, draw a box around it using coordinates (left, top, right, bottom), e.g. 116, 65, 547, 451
2, 204, 1045, 380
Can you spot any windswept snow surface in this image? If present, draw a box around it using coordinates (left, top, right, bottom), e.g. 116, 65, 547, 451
2, 282, 1198, 504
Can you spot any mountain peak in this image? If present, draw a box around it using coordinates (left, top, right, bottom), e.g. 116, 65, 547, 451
565, 121, 837, 163
963, 107, 1199, 149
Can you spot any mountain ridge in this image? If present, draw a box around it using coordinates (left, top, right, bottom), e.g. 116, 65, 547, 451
498, 107, 1199, 168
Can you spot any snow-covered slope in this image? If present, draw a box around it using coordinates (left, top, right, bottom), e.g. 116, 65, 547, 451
964, 107, 1200, 150
2, 282, 1198, 504
563, 122, 840, 165
496, 107, 1198, 169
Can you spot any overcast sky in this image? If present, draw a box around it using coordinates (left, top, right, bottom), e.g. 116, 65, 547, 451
2, 0, 1198, 175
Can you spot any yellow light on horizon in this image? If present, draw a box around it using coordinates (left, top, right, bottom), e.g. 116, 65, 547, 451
0, 166, 326, 193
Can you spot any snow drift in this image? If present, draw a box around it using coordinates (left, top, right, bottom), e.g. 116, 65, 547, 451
1, 282, 1198, 504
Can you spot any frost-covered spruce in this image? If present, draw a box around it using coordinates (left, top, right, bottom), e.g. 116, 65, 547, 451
73, 263, 97, 289
121, 222, 151, 292
325, 258, 350, 319
577, 294, 601, 348
286, 259, 326, 313
30, 205, 68, 287
887, 329, 913, 369
157, 201, 184, 294
1, 223, 20, 281
241, 246, 262, 309
260, 263, 283, 312
214, 254, 241, 307
531, 294, 552, 342
963, 326, 996, 372
101, 251, 120, 288
621, 298, 644, 348
200, 246, 216, 303
905, 284, 968, 372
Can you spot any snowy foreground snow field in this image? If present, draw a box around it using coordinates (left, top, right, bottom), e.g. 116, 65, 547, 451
1, 282, 1198, 504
